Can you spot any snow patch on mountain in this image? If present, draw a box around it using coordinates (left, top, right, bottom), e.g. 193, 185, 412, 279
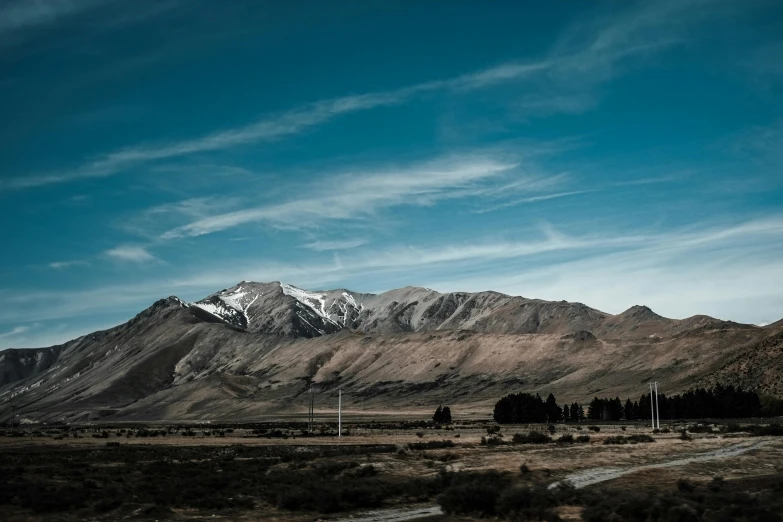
280, 283, 340, 327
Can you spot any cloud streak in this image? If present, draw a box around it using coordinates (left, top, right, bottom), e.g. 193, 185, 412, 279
4, 214, 782, 335
104, 245, 157, 263
2, 0, 714, 192
48, 260, 89, 270
303, 239, 369, 251
160, 154, 525, 238
0, 325, 30, 339
0, 0, 107, 37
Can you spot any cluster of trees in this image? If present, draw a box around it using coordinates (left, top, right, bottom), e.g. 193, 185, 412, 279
433, 405, 452, 424
494, 385, 773, 424
493, 393, 585, 424
587, 385, 768, 421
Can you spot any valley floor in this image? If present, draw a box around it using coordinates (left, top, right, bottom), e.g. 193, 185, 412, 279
1, 421, 781, 521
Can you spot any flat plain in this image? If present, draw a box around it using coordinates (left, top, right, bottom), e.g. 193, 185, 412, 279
1, 419, 781, 521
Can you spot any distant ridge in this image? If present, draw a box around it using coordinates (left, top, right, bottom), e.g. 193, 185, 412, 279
0, 281, 777, 423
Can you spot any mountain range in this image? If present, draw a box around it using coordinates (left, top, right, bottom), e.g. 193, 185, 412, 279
1, 281, 781, 423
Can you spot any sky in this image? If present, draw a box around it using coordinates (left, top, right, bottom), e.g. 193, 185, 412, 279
1, 0, 782, 348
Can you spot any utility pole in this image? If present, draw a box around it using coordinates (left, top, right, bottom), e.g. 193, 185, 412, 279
308, 385, 313, 434
649, 383, 655, 431
338, 389, 342, 438
654, 381, 661, 430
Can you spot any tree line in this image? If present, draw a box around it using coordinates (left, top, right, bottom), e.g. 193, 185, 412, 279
494, 385, 776, 424
493, 392, 585, 424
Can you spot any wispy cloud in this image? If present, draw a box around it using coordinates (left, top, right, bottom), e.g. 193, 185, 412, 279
473, 190, 595, 214
160, 154, 523, 238
3, 215, 783, 334
0, 0, 107, 37
2, 0, 717, 192
0, 325, 30, 339
104, 245, 157, 263
303, 239, 369, 251
48, 260, 89, 270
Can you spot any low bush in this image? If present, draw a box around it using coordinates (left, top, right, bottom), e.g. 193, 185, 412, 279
408, 440, 455, 450
587, 426, 600, 432
604, 434, 655, 445
556, 434, 574, 444
437, 471, 510, 517
438, 472, 562, 520
626, 434, 655, 443
742, 424, 783, 437
576, 435, 591, 443
512, 432, 552, 444
481, 436, 503, 446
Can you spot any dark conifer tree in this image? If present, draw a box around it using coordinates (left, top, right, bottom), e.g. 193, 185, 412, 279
546, 393, 561, 423
570, 403, 582, 422
433, 406, 443, 424
441, 406, 452, 424
624, 398, 634, 420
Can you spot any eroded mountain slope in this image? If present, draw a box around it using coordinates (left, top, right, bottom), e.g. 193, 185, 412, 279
0, 281, 776, 423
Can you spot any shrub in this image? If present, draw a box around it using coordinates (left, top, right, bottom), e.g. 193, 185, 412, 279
495, 484, 560, 520
481, 436, 502, 446
687, 424, 711, 434
556, 434, 574, 444
626, 434, 655, 443
677, 478, 695, 493
438, 472, 509, 516
416, 431, 425, 439
547, 425, 556, 435
512, 432, 552, 444
588, 426, 600, 432
408, 440, 455, 450
741, 424, 783, 436
576, 435, 591, 443
604, 434, 655, 445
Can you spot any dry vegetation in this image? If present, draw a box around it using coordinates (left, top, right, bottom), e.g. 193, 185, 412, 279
0, 420, 782, 521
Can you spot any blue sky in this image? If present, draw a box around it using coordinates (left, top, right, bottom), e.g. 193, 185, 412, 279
1, 0, 782, 348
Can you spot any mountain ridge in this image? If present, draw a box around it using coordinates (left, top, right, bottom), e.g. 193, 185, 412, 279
0, 281, 779, 423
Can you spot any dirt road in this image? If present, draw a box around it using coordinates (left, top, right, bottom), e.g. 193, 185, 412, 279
549, 439, 771, 489
328, 505, 443, 522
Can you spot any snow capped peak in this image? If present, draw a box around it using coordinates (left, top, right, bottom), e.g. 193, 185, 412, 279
193, 284, 266, 329
280, 283, 336, 325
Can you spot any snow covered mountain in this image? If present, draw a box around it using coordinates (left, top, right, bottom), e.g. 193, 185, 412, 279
190, 281, 752, 339
0, 281, 779, 424
193, 281, 370, 337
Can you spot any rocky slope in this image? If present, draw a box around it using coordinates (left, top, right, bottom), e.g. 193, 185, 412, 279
0, 281, 779, 423
696, 332, 783, 398
191, 282, 751, 339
